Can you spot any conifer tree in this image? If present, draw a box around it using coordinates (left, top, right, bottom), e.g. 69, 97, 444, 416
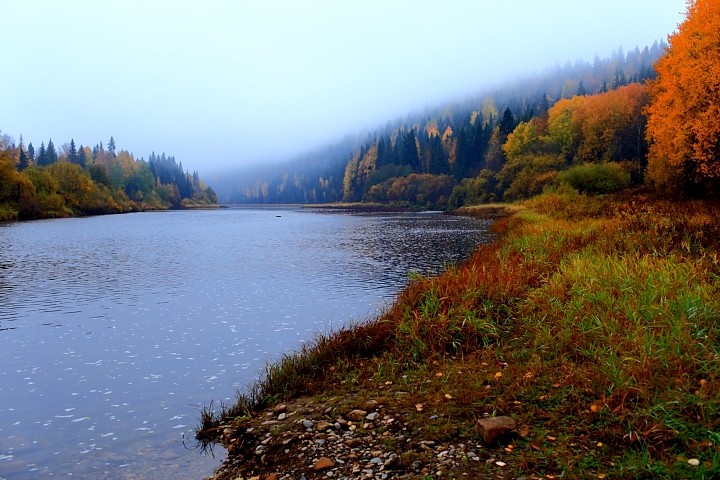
46, 139, 58, 164
37, 142, 48, 166
18, 135, 28, 170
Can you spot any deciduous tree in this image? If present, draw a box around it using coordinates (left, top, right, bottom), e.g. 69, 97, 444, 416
645, 0, 720, 189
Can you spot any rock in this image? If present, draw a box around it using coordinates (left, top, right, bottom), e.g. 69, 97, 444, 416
314, 456, 335, 471
365, 412, 380, 421
302, 419, 314, 429
411, 461, 423, 472
344, 438, 363, 448
264, 475, 279, 480
476, 416, 516, 446
347, 409, 367, 421
277, 413, 286, 421
273, 404, 287, 413
364, 400, 379, 410
315, 421, 332, 431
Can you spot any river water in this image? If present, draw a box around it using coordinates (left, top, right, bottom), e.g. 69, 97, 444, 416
0, 208, 492, 479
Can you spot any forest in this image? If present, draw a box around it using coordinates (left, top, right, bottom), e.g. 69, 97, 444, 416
0, 135, 217, 221
220, 41, 686, 207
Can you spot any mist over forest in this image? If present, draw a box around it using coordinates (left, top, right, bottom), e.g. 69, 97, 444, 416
211, 42, 667, 206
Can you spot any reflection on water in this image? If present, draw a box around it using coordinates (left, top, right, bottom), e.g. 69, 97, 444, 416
0, 208, 492, 479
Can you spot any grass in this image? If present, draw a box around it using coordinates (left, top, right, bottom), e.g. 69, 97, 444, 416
197, 190, 720, 478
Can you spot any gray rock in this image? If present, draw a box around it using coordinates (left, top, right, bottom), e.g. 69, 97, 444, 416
365, 412, 380, 422
302, 419, 314, 429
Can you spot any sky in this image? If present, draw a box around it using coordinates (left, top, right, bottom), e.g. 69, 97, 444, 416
2, 0, 685, 174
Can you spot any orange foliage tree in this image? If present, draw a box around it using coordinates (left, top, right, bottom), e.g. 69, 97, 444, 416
645, 0, 720, 189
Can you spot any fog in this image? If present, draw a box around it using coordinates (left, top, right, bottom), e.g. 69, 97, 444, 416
2, 1, 684, 175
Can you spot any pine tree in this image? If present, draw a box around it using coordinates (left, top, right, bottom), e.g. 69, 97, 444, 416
108, 136, 116, 158
68, 139, 78, 165
577, 80, 587, 96
27, 142, 35, 162
18, 135, 28, 170
46, 139, 58, 164
37, 142, 48, 166
77, 144, 87, 168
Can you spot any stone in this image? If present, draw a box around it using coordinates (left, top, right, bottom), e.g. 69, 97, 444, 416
476, 416, 516, 446
264, 475, 279, 480
364, 400, 379, 410
273, 404, 287, 413
315, 421, 332, 431
344, 438, 363, 448
302, 419, 314, 429
277, 413, 286, 421
314, 457, 335, 471
347, 409, 367, 421
365, 412, 380, 421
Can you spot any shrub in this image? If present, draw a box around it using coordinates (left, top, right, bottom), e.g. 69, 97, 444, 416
557, 162, 630, 195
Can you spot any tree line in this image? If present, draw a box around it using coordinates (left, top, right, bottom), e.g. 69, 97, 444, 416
223, 41, 668, 206
0, 135, 217, 221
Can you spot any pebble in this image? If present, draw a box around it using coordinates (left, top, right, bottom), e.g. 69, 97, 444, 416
215, 399, 497, 479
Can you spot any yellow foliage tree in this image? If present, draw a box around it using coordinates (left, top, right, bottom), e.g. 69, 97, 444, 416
645, 0, 720, 188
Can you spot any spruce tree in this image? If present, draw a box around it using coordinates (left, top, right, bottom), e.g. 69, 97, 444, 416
108, 136, 116, 158
27, 142, 35, 162
18, 135, 28, 170
46, 139, 58, 164
77, 144, 87, 168
37, 142, 48, 166
69, 139, 78, 164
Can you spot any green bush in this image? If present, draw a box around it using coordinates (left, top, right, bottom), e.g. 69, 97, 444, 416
558, 162, 631, 195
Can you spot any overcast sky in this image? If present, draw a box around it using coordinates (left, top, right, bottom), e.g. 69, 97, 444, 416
2, 1, 684, 174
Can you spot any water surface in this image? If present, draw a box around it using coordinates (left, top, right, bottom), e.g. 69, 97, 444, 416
0, 208, 492, 479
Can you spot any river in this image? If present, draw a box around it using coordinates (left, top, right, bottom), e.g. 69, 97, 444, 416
0, 207, 492, 479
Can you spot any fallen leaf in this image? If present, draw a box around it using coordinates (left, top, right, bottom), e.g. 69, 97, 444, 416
444, 394, 453, 399
552, 383, 561, 389
385, 381, 393, 385
415, 403, 424, 412
596, 442, 603, 447
495, 461, 506, 467
495, 371, 503, 380
436, 371, 444, 377
546, 435, 557, 442
518, 426, 530, 438
688, 458, 700, 466
529, 441, 541, 451
597, 474, 607, 479
590, 404, 600, 413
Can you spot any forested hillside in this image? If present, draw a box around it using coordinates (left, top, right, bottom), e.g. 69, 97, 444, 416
222, 42, 667, 206
0, 135, 217, 221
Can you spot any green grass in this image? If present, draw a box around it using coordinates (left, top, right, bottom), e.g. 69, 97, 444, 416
198, 191, 720, 478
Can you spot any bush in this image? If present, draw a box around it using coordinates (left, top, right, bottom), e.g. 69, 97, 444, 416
557, 162, 630, 195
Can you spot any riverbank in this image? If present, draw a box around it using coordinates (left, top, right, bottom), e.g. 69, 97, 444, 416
197, 191, 720, 479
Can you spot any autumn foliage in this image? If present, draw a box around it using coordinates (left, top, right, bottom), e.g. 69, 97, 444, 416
646, 0, 720, 189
